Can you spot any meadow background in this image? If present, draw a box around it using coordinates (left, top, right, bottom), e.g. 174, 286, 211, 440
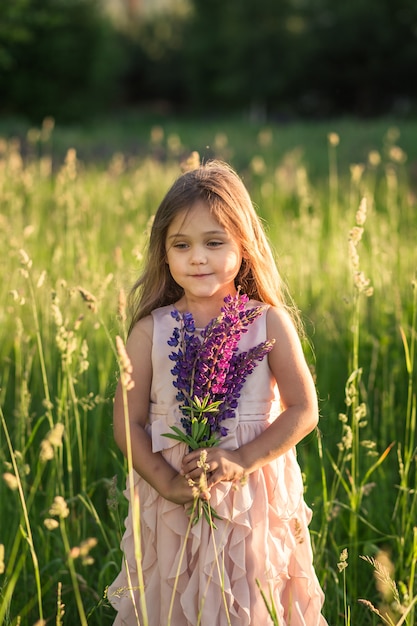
0, 114, 416, 625
1, 0, 417, 624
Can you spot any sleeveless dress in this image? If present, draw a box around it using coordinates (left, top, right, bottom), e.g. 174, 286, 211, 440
108, 303, 327, 626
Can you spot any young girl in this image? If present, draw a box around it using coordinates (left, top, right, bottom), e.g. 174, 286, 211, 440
108, 160, 327, 625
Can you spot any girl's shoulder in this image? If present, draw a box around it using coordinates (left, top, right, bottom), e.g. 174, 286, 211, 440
265, 304, 299, 342
129, 304, 175, 339
150, 303, 176, 316
128, 313, 154, 345
248, 300, 287, 323
150, 303, 177, 325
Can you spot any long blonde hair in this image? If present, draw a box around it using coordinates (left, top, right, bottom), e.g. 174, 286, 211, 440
128, 160, 299, 332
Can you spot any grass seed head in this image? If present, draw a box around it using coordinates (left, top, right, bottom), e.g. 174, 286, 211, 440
48, 495, 69, 519
328, 132, 340, 147
116, 335, 135, 390
3, 472, 19, 491
44, 518, 59, 531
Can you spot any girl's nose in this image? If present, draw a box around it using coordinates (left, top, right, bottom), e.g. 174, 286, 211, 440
190, 246, 207, 264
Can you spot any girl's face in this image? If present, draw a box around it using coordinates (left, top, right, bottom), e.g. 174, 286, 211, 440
165, 200, 242, 305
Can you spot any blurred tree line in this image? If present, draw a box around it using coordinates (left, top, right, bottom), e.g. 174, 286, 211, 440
1, 0, 417, 122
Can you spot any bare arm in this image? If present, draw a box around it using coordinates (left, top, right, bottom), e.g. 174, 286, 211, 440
113, 316, 194, 504
181, 306, 319, 485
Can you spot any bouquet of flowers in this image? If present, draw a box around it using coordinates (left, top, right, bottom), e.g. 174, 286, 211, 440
163, 291, 275, 525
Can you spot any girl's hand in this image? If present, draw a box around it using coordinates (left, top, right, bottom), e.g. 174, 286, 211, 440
161, 472, 198, 505
181, 448, 246, 489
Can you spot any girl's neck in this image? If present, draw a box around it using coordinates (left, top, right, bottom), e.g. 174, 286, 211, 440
174, 292, 238, 327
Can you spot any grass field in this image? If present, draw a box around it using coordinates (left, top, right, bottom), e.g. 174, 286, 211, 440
0, 113, 416, 625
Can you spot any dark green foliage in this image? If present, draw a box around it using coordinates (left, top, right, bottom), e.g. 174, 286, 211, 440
182, 0, 293, 112
296, 0, 417, 116
120, 11, 188, 108
0, 0, 126, 122
1, 0, 417, 124
181, 0, 417, 116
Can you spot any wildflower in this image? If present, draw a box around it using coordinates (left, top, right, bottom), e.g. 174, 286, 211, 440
164, 291, 274, 448
164, 291, 274, 526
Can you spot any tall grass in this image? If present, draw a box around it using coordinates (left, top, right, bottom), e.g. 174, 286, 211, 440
0, 118, 416, 624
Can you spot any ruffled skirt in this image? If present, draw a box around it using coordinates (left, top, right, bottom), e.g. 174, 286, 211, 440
108, 422, 327, 626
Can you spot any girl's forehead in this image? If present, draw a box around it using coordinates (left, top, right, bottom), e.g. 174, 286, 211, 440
168, 200, 223, 231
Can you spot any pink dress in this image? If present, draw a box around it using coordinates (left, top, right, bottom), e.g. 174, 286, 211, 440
108, 303, 327, 626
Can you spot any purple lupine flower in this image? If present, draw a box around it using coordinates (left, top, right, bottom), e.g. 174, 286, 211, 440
164, 291, 275, 448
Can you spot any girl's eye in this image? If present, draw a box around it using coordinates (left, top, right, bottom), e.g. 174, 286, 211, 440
207, 241, 223, 247
173, 242, 189, 249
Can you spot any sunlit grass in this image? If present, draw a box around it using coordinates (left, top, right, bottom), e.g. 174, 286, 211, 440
0, 118, 416, 624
